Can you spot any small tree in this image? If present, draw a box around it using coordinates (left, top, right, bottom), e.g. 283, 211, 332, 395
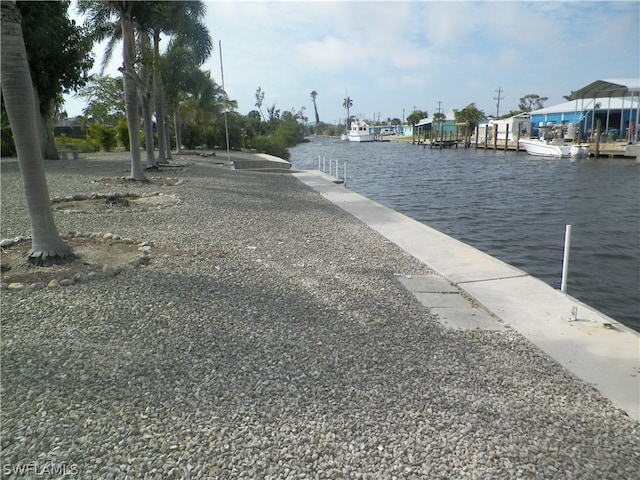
519, 94, 548, 112
455, 103, 485, 140
406, 110, 427, 126
255, 86, 266, 121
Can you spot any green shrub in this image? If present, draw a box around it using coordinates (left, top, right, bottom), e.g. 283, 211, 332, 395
182, 123, 205, 149
88, 123, 117, 151
250, 135, 290, 160
54, 134, 99, 153
115, 119, 130, 150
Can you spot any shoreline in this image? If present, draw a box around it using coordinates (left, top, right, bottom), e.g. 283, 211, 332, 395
1, 152, 638, 478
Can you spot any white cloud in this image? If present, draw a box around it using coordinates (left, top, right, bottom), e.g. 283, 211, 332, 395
62, 0, 639, 123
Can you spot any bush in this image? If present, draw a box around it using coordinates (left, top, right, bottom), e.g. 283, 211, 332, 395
115, 119, 130, 150
250, 135, 290, 160
181, 123, 205, 149
88, 123, 117, 151
54, 134, 99, 153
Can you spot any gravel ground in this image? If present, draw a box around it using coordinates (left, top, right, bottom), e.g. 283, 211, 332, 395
1, 152, 639, 479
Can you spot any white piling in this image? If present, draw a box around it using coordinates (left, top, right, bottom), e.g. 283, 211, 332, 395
329, 158, 332, 176
561, 224, 572, 292
343, 162, 347, 187
322, 156, 326, 172
318, 155, 321, 170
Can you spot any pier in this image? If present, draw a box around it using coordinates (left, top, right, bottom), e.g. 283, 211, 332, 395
396, 122, 636, 158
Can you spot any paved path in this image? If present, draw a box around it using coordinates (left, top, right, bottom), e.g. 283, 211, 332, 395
294, 170, 640, 421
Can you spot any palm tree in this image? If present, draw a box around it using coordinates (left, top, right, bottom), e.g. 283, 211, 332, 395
1, 0, 73, 264
342, 94, 353, 133
146, 1, 212, 161
310, 90, 320, 125
79, 0, 146, 181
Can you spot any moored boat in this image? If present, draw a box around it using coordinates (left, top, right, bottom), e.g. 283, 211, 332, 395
348, 118, 375, 142
518, 138, 589, 158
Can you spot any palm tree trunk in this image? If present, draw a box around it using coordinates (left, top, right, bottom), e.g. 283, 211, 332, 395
33, 88, 59, 160
121, 8, 146, 181
153, 32, 167, 164
138, 29, 155, 169
1, 0, 72, 264
173, 104, 183, 155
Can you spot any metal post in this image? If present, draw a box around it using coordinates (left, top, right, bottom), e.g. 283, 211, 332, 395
318, 155, 321, 170
219, 41, 231, 166
344, 162, 347, 187
329, 157, 332, 176
561, 224, 572, 292
322, 156, 326, 172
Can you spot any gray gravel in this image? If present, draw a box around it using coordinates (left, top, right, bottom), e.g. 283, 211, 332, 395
2, 152, 639, 479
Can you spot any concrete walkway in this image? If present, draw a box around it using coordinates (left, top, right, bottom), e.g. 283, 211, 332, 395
294, 170, 640, 421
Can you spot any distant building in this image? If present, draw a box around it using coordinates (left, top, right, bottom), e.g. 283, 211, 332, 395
529, 78, 639, 143
55, 117, 86, 138
414, 110, 460, 139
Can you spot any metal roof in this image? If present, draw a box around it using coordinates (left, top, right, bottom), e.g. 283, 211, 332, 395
530, 96, 638, 115
570, 78, 640, 99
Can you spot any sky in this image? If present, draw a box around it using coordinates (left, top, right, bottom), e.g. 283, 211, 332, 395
63, 0, 640, 124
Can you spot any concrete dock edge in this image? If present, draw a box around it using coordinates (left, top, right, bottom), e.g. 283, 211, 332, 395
294, 170, 640, 421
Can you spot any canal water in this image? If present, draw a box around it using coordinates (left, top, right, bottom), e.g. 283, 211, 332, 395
289, 138, 640, 332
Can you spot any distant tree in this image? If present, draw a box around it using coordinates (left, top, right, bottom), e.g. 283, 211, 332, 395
519, 94, 548, 112
497, 110, 522, 119
455, 103, 485, 144
255, 86, 266, 121
406, 110, 427, 126
563, 91, 576, 101
342, 95, 353, 131
76, 75, 125, 127
267, 103, 280, 123
432, 112, 446, 123
455, 103, 485, 131
310, 90, 320, 125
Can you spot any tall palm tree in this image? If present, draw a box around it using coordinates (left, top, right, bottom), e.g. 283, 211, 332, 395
79, 0, 146, 181
310, 90, 320, 125
1, 0, 73, 264
144, 1, 212, 161
133, 7, 158, 169
342, 94, 353, 133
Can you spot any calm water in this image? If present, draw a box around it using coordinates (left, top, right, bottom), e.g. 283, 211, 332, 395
290, 138, 640, 331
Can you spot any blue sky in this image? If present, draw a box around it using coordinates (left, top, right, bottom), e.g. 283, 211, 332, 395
64, 0, 640, 124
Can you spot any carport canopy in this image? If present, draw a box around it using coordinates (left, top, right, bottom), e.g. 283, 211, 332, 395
570, 78, 640, 99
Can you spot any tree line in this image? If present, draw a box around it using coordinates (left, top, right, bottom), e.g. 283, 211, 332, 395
0, 0, 307, 265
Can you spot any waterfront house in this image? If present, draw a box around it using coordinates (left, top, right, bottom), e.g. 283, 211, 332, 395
477, 115, 532, 143
529, 78, 639, 144
414, 110, 460, 141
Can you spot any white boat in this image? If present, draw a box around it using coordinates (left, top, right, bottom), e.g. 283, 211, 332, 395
348, 118, 375, 142
518, 138, 589, 158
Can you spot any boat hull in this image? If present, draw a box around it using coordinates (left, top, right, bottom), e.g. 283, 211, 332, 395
348, 118, 375, 142
348, 134, 375, 142
519, 138, 572, 157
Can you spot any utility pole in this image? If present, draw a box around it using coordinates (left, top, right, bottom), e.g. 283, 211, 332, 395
494, 87, 504, 117
436, 101, 443, 115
